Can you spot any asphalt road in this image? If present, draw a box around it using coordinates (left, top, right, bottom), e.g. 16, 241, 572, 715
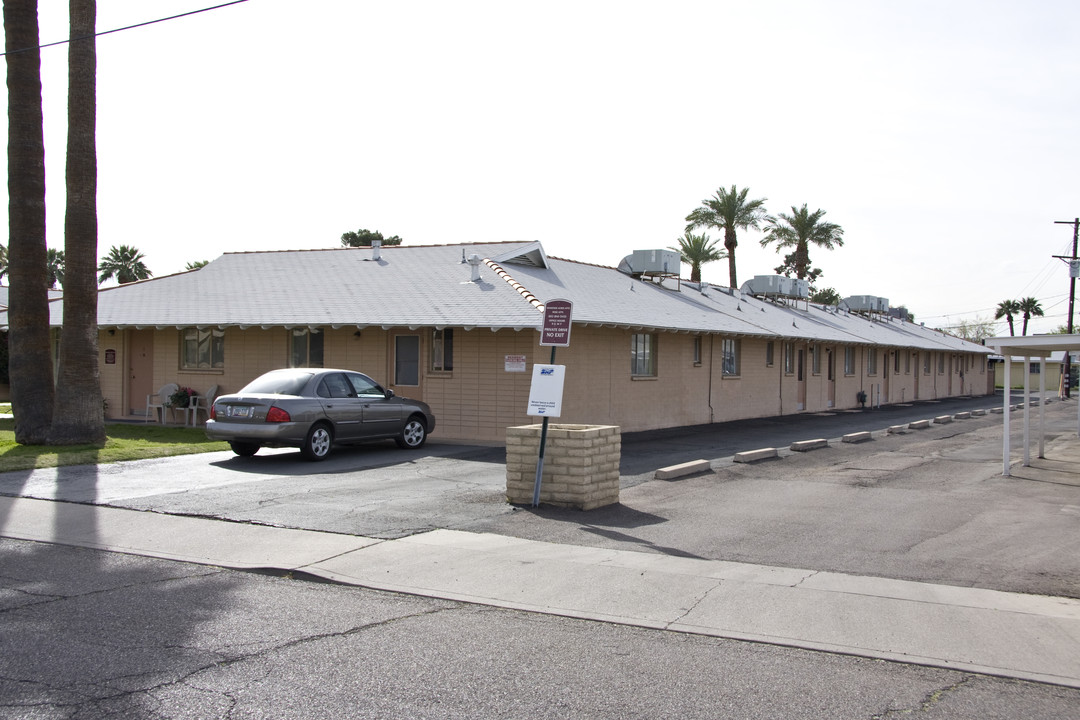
3, 537, 1078, 719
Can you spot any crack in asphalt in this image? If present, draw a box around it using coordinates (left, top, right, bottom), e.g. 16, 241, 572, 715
0, 604, 459, 717
870, 675, 975, 717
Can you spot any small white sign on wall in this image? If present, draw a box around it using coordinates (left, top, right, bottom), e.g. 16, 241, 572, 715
527, 364, 565, 417
505, 354, 527, 372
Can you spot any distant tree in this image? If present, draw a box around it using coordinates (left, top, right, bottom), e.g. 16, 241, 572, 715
5, 0, 55, 443
0, 244, 7, 283
994, 299, 1020, 336
952, 316, 996, 344
98, 244, 151, 284
46, 248, 64, 289
775, 251, 823, 290
670, 232, 723, 283
810, 287, 841, 306
1018, 297, 1044, 336
685, 185, 768, 289
185, 260, 208, 270
761, 204, 844, 281
340, 229, 403, 247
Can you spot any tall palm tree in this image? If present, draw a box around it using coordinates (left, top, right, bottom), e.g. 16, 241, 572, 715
51, 0, 104, 445
0, 244, 8, 283
46, 248, 64, 288
98, 244, 151, 284
670, 232, 724, 283
994, 299, 1020, 336
5, 0, 56, 443
760, 204, 844, 280
685, 185, 768, 289
1018, 297, 1044, 336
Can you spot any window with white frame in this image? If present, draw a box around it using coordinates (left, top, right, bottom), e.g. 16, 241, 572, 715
938, 352, 945, 374
432, 328, 454, 371
290, 328, 324, 368
783, 342, 795, 374
905, 351, 911, 374
181, 328, 224, 370
844, 347, 855, 375
867, 348, 878, 375
631, 333, 657, 376
766, 341, 774, 367
811, 343, 821, 375
693, 336, 702, 365
721, 338, 740, 376
923, 352, 931, 374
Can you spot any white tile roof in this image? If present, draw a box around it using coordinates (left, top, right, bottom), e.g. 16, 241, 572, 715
30, 241, 986, 354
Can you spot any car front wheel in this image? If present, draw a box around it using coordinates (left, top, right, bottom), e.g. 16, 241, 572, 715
301, 423, 333, 461
396, 416, 427, 449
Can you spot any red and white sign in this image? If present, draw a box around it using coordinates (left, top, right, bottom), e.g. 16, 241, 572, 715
540, 299, 573, 347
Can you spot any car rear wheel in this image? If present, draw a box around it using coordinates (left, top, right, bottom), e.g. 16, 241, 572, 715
301, 423, 333, 461
230, 442, 260, 457
396, 415, 427, 449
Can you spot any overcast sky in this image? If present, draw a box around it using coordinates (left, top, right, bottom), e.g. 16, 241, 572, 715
7, 0, 1080, 336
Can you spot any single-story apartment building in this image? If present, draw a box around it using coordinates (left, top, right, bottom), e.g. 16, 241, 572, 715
29, 241, 992, 442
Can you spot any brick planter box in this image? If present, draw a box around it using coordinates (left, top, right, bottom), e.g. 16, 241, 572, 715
505, 424, 620, 510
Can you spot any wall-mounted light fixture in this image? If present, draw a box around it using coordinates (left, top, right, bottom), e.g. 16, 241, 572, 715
353, 330, 362, 338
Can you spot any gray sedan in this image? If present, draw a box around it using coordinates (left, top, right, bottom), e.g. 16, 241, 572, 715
206, 368, 436, 460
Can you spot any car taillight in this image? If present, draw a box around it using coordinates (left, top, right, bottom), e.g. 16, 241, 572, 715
266, 406, 291, 423
210, 404, 216, 420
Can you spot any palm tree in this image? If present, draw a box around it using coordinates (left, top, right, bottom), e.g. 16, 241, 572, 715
670, 232, 724, 283
51, 0, 105, 445
98, 244, 152, 284
685, 185, 768, 288
994, 299, 1020, 336
1018, 297, 1044, 336
760, 204, 844, 280
185, 260, 209, 270
0, 244, 8, 283
5, 0, 56, 443
46, 248, 65, 289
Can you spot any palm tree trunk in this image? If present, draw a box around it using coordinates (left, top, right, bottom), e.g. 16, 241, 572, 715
724, 227, 738, 288
5, 0, 55, 443
50, 0, 104, 444
795, 241, 809, 280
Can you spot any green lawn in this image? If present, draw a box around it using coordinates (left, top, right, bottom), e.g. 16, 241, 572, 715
0, 419, 229, 473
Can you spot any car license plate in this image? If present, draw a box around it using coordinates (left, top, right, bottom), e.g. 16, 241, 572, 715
228, 405, 253, 419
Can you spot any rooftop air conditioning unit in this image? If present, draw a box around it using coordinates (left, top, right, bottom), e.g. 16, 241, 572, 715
630, 249, 681, 275
790, 278, 809, 299
843, 295, 890, 312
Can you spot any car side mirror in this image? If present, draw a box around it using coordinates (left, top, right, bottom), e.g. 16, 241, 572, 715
385, 388, 395, 398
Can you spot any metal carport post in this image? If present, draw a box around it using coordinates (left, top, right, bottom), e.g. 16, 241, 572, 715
984, 335, 1080, 477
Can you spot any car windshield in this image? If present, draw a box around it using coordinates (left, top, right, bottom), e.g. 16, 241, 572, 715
240, 371, 312, 396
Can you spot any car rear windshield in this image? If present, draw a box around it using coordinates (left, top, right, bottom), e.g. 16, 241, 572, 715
241, 372, 312, 396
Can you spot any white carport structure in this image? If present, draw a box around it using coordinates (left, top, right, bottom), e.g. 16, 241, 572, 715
984, 335, 1080, 476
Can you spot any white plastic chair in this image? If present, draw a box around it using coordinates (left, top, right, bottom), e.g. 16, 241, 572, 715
190, 385, 219, 426
145, 383, 178, 424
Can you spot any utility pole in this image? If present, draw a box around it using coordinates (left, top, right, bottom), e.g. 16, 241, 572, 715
1053, 217, 1078, 398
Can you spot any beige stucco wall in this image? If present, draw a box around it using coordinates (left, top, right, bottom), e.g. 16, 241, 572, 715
99, 326, 991, 441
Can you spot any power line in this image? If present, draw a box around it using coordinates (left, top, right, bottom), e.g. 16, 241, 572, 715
0, 0, 250, 57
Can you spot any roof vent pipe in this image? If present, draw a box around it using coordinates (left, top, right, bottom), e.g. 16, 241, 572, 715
467, 254, 482, 282
372, 239, 382, 261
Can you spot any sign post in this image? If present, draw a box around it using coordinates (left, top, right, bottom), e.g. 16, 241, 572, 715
531, 299, 572, 506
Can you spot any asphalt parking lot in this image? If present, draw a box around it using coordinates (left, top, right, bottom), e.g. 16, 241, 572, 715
1, 393, 1077, 600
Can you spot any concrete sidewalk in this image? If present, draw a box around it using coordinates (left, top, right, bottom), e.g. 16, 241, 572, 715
3, 493, 1079, 690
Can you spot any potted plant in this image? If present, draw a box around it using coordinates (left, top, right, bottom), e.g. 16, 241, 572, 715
168, 386, 197, 408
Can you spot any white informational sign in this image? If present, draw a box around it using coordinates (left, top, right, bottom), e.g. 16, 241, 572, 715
526, 364, 566, 417
505, 354, 527, 372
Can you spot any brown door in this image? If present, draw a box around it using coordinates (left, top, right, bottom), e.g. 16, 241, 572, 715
128, 329, 154, 417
